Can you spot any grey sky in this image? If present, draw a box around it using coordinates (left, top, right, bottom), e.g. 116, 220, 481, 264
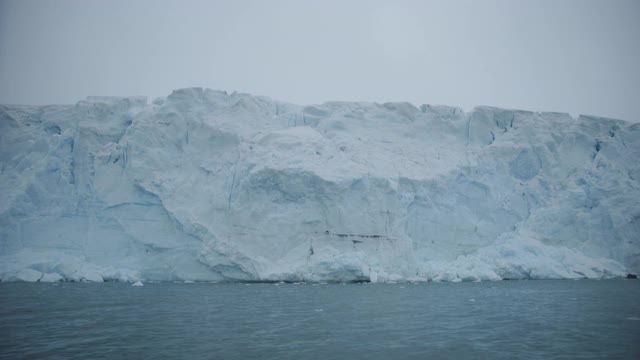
1, 0, 639, 121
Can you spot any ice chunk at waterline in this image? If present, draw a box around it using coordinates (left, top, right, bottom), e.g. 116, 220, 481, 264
40, 273, 64, 282
0, 88, 638, 282
2, 269, 42, 282
131, 281, 144, 287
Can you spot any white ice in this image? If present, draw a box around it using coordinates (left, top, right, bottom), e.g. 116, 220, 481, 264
0, 88, 638, 282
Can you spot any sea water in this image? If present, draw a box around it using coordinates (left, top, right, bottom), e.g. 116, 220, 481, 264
1, 280, 638, 359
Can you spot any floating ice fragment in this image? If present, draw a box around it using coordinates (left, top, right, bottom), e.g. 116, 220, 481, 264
13, 269, 42, 282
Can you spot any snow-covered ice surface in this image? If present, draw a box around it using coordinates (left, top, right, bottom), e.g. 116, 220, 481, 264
1, 88, 638, 282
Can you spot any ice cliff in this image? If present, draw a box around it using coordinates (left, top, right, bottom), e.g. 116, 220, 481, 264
1, 88, 639, 282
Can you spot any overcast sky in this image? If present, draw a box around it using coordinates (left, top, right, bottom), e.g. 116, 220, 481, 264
1, 0, 638, 121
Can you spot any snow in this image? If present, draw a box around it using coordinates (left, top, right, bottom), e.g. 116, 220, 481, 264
1, 88, 639, 282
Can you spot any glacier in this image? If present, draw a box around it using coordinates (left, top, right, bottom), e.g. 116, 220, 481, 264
1, 87, 638, 283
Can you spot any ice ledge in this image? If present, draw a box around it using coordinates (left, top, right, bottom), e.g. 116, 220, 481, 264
30, 87, 632, 125
0, 232, 626, 284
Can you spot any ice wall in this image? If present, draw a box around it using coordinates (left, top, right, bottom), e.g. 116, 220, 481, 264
1, 88, 638, 282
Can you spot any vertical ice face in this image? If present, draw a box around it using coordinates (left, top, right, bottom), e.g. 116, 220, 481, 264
0, 88, 638, 282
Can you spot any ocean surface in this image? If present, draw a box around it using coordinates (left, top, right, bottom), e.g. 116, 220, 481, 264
1, 279, 639, 359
